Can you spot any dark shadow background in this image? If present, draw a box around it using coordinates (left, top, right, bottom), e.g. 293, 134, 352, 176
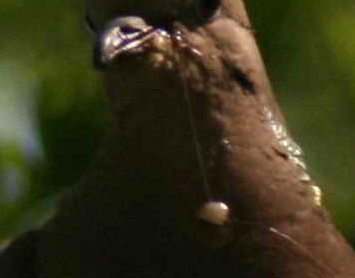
0, 0, 354, 246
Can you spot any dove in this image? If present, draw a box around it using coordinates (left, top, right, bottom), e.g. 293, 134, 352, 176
1, 0, 355, 277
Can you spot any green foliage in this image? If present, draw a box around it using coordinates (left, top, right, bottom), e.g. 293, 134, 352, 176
0, 0, 354, 243
0, 0, 108, 241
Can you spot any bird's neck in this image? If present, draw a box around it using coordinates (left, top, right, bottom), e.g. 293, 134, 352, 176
80, 62, 310, 223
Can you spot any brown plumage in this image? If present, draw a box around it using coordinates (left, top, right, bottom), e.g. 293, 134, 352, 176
1, 0, 355, 277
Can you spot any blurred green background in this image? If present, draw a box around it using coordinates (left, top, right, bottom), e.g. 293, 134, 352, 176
0, 0, 354, 244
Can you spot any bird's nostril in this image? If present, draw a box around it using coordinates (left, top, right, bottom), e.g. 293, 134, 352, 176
120, 26, 144, 35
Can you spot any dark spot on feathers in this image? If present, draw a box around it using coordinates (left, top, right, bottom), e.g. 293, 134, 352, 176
222, 60, 255, 94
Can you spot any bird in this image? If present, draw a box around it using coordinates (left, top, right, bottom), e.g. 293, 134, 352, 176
1, 0, 355, 277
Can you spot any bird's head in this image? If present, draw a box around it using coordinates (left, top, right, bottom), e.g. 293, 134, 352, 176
85, 0, 253, 70
84, 0, 270, 112
83, 0, 282, 174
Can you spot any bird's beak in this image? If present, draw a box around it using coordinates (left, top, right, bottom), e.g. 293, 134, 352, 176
94, 16, 163, 68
